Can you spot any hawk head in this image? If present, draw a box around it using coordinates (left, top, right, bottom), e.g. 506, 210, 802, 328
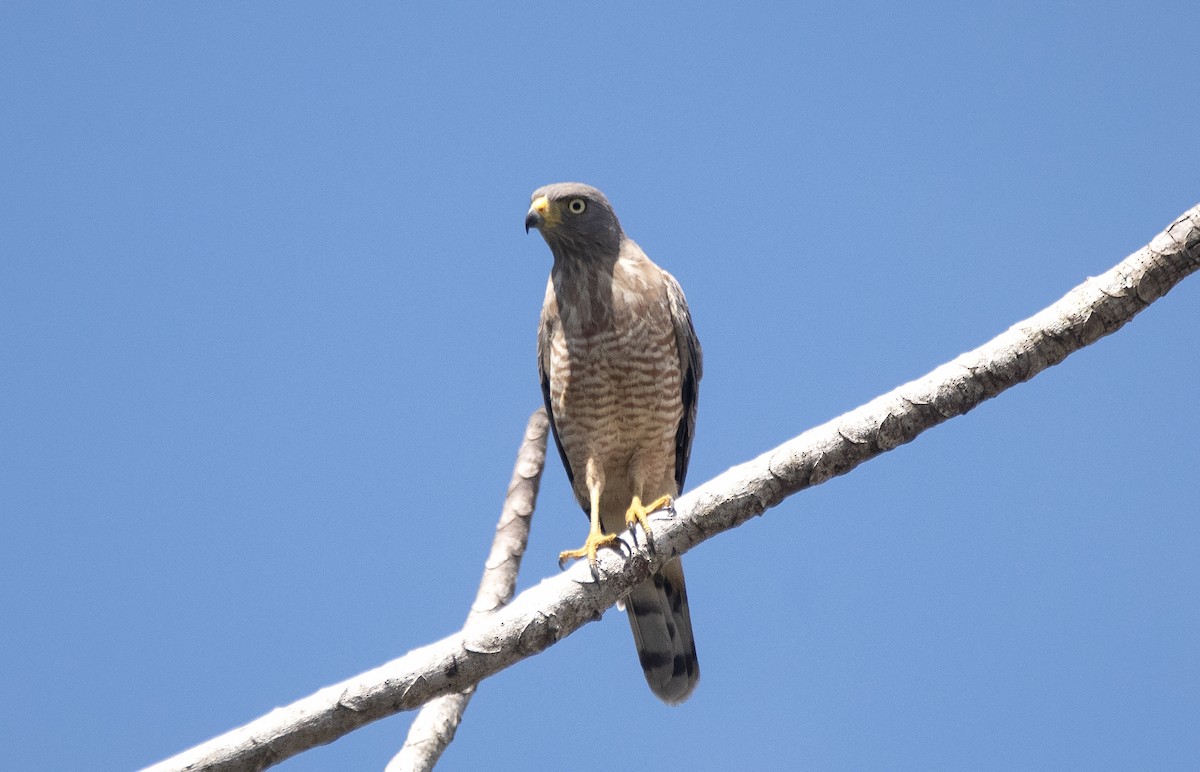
525, 182, 624, 259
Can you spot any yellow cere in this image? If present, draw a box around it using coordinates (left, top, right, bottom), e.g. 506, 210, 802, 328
529, 195, 560, 228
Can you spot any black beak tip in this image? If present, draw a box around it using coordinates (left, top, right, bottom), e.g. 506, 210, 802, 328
524, 211, 541, 233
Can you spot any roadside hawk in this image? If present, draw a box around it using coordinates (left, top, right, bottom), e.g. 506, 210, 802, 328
525, 182, 702, 705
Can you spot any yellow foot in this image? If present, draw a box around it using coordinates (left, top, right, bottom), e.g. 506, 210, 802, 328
558, 529, 621, 576
625, 495, 673, 553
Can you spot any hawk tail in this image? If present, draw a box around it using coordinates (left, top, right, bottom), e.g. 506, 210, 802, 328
625, 557, 699, 705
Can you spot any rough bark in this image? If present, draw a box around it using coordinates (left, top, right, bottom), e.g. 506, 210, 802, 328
385, 408, 548, 772
143, 204, 1200, 772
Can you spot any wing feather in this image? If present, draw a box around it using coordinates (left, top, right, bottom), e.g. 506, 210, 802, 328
537, 280, 578, 496
663, 270, 702, 491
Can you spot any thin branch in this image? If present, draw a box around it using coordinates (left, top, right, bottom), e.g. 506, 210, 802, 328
385, 408, 549, 772
144, 204, 1200, 772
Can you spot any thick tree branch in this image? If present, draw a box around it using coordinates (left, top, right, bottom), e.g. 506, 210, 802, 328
144, 204, 1200, 772
386, 408, 548, 772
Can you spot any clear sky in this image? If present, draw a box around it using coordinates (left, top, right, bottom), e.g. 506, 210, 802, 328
2, 3, 1198, 770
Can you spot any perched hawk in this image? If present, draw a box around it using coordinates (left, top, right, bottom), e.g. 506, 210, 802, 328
525, 182, 702, 704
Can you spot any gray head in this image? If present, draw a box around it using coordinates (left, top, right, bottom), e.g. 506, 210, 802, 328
524, 182, 624, 260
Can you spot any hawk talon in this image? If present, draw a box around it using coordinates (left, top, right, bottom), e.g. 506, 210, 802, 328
625, 495, 673, 555
558, 530, 621, 578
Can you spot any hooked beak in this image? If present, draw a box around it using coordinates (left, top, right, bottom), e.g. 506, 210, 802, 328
525, 196, 551, 233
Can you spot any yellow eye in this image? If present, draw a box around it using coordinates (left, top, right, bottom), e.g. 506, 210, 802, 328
568, 198, 587, 214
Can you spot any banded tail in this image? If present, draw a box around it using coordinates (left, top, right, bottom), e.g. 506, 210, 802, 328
624, 557, 699, 704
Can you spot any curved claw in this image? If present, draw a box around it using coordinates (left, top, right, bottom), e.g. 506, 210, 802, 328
559, 531, 620, 579
625, 495, 673, 554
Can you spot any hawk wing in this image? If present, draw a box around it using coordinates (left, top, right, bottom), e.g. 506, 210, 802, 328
664, 269, 702, 492
537, 281, 578, 498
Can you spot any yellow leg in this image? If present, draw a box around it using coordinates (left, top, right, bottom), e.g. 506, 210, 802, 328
559, 484, 620, 576
624, 494, 673, 553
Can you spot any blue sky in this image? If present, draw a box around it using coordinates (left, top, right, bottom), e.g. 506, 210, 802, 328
2, 3, 1198, 770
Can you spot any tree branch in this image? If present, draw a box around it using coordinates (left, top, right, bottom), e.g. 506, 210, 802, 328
144, 204, 1200, 772
385, 408, 548, 772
